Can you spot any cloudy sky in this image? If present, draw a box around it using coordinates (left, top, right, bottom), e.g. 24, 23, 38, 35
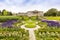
0, 0, 60, 13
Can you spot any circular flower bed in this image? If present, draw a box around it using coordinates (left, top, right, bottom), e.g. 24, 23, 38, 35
25, 21, 36, 28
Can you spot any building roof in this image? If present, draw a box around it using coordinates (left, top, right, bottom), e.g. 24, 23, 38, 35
27, 10, 43, 14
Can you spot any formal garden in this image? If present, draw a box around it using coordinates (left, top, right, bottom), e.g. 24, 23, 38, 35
0, 8, 60, 40
0, 16, 60, 40
35, 19, 60, 40
0, 15, 39, 40
0, 16, 29, 40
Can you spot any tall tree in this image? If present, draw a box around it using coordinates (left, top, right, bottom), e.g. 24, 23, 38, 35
2, 9, 8, 16
44, 8, 58, 16
57, 11, 60, 16
0, 10, 2, 15
7, 12, 12, 15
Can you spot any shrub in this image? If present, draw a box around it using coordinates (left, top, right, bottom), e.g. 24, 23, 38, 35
0, 16, 19, 22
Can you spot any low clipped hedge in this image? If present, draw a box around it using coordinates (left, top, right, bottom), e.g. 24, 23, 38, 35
31, 16, 38, 21
38, 21, 48, 28
23, 16, 29, 21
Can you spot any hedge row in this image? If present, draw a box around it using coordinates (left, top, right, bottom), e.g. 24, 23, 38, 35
0, 16, 20, 22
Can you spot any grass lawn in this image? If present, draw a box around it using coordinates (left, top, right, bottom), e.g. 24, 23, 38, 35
45, 16, 60, 21
24, 20, 36, 28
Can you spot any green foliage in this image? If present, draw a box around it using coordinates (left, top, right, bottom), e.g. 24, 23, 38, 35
0, 27, 29, 40
0, 10, 2, 15
31, 16, 38, 21
44, 8, 58, 16
25, 21, 36, 28
0, 16, 19, 22
14, 22, 23, 27
57, 11, 60, 16
23, 16, 29, 21
18, 16, 23, 20
35, 27, 60, 40
38, 21, 48, 28
2, 9, 8, 16
45, 16, 60, 20
7, 12, 12, 15
1, 9, 12, 16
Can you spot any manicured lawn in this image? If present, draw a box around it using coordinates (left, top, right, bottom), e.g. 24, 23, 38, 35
45, 16, 60, 20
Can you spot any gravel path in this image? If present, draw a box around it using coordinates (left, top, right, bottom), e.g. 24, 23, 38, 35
21, 25, 40, 40
29, 29, 36, 40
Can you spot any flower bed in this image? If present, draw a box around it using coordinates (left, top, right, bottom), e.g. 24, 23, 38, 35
25, 21, 36, 28
0, 27, 29, 40
35, 27, 60, 40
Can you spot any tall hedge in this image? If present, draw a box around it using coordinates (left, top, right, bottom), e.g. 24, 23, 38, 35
0, 16, 19, 22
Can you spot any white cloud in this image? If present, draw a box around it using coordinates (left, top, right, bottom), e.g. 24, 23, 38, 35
0, 0, 60, 13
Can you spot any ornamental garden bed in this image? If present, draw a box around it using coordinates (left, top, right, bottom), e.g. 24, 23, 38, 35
24, 20, 36, 28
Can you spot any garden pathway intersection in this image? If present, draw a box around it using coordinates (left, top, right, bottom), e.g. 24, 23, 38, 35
21, 24, 40, 40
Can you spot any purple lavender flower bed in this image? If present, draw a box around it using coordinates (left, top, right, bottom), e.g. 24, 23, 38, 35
1, 20, 18, 28
41, 20, 60, 27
